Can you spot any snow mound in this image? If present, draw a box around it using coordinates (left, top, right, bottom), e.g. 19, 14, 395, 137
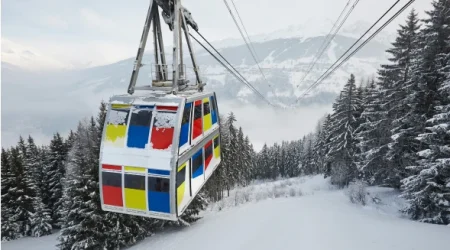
209, 175, 335, 212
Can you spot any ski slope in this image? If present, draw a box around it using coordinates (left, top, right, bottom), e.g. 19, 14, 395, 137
2, 176, 449, 250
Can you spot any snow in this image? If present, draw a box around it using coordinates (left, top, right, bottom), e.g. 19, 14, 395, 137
108, 110, 128, 125
154, 112, 176, 129
3, 175, 450, 250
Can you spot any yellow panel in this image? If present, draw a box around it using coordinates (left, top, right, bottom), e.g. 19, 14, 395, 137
124, 188, 146, 210
177, 182, 186, 206
203, 98, 212, 132
203, 113, 212, 132
105, 124, 127, 146
178, 163, 186, 172
111, 104, 131, 109
125, 166, 146, 173
214, 145, 221, 159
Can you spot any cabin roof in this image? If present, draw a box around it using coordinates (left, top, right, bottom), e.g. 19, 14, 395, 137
109, 90, 213, 106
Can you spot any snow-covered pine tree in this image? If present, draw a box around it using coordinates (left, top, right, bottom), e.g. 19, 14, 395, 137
8, 144, 32, 238
313, 114, 331, 175
236, 127, 246, 186
39, 146, 52, 208
279, 142, 287, 177
401, 0, 450, 225
1, 148, 21, 241
58, 120, 108, 250
224, 112, 238, 195
401, 71, 450, 225
64, 130, 76, 154
301, 135, 315, 175
45, 133, 67, 228
381, 9, 422, 188
25, 136, 52, 237
325, 74, 362, 187
269, 143, 281, 179
355, 79, 390, 185
257, 144, 270, 179
243, 136, 255, 183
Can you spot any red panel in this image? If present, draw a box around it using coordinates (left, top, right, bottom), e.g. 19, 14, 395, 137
151, 127, 174, 149
194, 100, 202, 106
156, 106, 178, 111
205, 140, 213, 148
102, 164, 122, 171
193, 118, 202, 139
102, 185, 123, 207
205, 154, 212, 170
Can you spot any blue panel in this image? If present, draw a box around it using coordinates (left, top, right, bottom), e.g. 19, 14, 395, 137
192, 149, 203, 178
179, 103, 192, 148
148, 191, 170, 213
210, 97, 217, 124
127, 125, 150, 148
193, 165, 203, 178
148, 169, 170, 176
179, 123, 190, 147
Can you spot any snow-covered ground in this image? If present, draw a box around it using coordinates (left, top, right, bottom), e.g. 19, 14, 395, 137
2, 175, 449, 250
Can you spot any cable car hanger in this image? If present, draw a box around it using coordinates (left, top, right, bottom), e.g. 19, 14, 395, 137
127, 0, 204, 95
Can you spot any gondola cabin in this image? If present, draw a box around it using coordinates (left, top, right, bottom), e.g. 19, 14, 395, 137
99, 91, 221, 221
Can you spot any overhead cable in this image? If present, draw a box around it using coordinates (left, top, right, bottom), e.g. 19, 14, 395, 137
295, 0, 410, 103
297, 0, 361, 87
223, 0, 280, 102
189, 32, 275, 107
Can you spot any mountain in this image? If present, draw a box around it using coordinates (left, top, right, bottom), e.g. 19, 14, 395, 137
1, 29, 390, 147
51, 33, 389, 106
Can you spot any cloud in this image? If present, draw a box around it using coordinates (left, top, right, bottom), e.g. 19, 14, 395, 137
218, 100, 332, 151
1, 38, 71, 71
79, 8, 116, 33
41, 15, 69, 30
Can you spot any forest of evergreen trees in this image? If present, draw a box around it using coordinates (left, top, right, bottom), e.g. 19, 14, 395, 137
286, 3, 449, 225
1, 0, 449, 248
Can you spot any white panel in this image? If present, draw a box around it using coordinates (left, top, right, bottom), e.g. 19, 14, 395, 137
101, 147, 172, 170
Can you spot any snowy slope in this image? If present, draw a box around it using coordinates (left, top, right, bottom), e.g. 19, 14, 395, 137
3, 176, 449, 250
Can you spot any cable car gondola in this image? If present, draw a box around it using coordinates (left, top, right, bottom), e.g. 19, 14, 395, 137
99, 0, 222, 221
99, 91, 221, 220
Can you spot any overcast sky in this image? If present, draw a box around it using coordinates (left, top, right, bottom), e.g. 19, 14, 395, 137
2, 0, 433, 69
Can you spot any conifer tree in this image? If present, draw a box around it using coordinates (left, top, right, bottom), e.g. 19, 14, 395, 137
383, 9, 422, 188
313, 114, 331, 175
58, 120, 106, 250
24, 136, 53, 237
45, 133, 67, 228
401, 0, 450, 224
1, 148, 21, 241
325, 74, 362, 187
8, 145, 32, 238
355, 79, 390, 184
